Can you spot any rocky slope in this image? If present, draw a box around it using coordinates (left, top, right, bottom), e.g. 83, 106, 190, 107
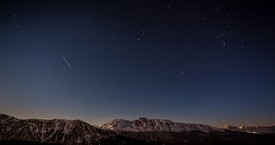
101, 117, 223, 133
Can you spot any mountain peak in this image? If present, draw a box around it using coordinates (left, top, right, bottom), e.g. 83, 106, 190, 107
101, 118, 132, 130
136, 117, 149, 122
0, 113, 18, 122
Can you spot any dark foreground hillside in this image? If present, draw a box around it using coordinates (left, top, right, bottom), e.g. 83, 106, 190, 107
2, 132, 275, 145
101, 131, 275, 145
0, 140, 62, 145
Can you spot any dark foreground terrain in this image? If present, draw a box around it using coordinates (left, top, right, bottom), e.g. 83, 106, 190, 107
101, 131, 275, 145
0, 140, 62, 145
1, 131, 275, 145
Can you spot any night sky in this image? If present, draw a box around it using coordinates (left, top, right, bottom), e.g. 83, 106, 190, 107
0, 0, 275, 127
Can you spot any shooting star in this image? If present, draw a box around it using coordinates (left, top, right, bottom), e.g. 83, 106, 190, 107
61, 54, 72, 69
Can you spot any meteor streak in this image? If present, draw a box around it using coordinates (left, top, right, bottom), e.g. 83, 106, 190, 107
61, 54, 72, 69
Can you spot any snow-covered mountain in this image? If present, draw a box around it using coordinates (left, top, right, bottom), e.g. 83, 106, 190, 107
101, 117, 223, 133
223, 124, 275, 134
0, 113, 111, 145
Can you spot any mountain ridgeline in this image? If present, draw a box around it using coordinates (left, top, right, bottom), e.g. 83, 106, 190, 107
1, 113, 275, 145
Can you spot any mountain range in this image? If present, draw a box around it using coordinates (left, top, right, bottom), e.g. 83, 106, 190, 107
1, 113, 275, 145
223, 124, 275, 134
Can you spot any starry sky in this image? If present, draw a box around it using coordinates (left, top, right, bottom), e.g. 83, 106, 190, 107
0, 0, 275, 127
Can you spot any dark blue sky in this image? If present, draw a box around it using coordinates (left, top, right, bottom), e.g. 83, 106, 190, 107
0, 0, 274, 127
